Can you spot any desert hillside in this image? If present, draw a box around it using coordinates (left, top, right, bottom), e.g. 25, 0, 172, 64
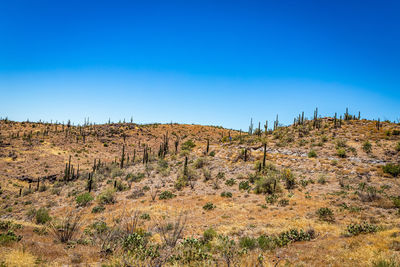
1, 114, 400, 266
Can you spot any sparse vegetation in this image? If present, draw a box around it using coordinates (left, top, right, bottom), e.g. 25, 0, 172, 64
0, 116, 399, 266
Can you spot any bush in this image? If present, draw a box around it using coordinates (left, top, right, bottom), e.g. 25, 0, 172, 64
140, 213, 151, 220
203, 227, 217, 242
97, 188, 115, 205
225, 178, 236, 186
337, 148, 347, 158
177, 237, 210, 264
181, 140, 196, 151
239, 236, 257, 250
336, 139, 347, 148
126, 172, 145, 182
282, 169, 296, 189
317, 175, 327, 184
317, 207, 335, 222
194, 158, 206, 169
362, 141, 372, 153
0, 230, 22, 245
49, 213, 81, 243
91, 205, 105, 213
35, 208, 51, 224
76, 192, 94, 207
372, 258, 400, 267
266, 194, 278, 204
159, 190, 176, 200
221, 191, 232, 198
278, 198, 289, 206
396, 142, 400, 152
308, 150, 317, 158
345, 222, 378, 236
383, 163, 400, 177
203, 202, 216, 211
239, 181, 251, 191
257, 228, 316, 251
254, 176, 280, 194
203, 168, 212, 181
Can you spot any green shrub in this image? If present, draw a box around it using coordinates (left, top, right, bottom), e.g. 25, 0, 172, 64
91, 205, 105, 213
317, 175, 327, 184
203, 227, 217, 242
282, 169, 296, 189
181, 140, 196, 151
372, 258, 400, 267
278, 198, 289, 206
97, 188, 115, 205
221, 191, 232, 198
194, 158, 206, 169
140, 213, 151, 220
126, 172, 145, 182
158, 159, 168, 170
239, 236, 257, 250
203, 202, 216, 211
317, 207, 335, 222
0, 230, 22, 245
396, 142, 400, 152
0, 221, 22, 231
337, 148, 347, 158
209, 151, 216, 157
177, 237, 210, 264
35, 208, 51, 224
336, 139, 347, 148
76, 192, 94, 207
308, 150, 317, 158
254, 176, 280, 194
345, 222, 378, 236
362, 141, 372, 153
239, 181, 251, 191
225, 178, 236, 186
159, 190, 176, 200
266, 194, 278, 204
257, 235, 275, 250
383, 164, 400, 177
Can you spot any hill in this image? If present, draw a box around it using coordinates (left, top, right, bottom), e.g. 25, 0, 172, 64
0, 116, 400, 266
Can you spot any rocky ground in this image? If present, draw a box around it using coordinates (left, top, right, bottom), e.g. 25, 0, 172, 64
0, 117, 400, 266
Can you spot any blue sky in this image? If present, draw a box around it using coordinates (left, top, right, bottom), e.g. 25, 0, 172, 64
0, 0, 399, 130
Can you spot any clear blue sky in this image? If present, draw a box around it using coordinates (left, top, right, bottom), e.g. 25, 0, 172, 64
1, 0, 399, 130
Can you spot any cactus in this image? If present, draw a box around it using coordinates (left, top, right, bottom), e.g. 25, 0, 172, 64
262, 143, 267, 169
120, 144, 125, 168
206, 139, 209, 154
184, 156, 188, 177
248, 118, 254, 135
264, 120, 268, 135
